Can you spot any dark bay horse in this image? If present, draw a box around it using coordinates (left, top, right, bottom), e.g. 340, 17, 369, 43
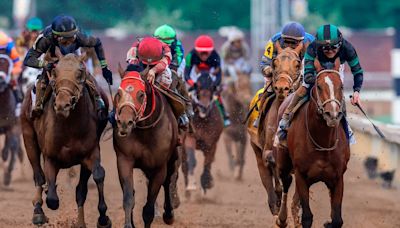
247, 44, 303, 215
275, 58, 350, 228
182, 73, 224, 193
113, 66, 180, 228
20, 52, 111, 227
0, 54, 23, 186
222, 73, 252, 180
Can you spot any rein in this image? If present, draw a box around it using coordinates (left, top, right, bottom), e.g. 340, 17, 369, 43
272, 50, 302, 92
52, 70, 87, 109
306, 69, 343, 151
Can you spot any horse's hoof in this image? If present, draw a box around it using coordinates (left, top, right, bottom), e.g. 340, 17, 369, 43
274, 216, 287, 228
32, 213, 48, 225
3, 171, 11, 186
163, 212, 175, 225
97, 216, 112, 228
323, 222, 332, 228
171, 192, 181, 209
46, 197, 59, 210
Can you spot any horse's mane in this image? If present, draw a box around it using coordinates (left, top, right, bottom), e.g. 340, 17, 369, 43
197, 72, 214, 91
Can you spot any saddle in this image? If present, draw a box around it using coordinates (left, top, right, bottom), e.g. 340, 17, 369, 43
154, 83, 186, 117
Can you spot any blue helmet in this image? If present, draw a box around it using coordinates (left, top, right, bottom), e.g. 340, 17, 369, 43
281, 22, 305, 41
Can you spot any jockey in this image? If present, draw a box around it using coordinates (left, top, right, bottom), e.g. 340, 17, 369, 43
277, 24, 363, 145
24, 15, 113, 118
0, 31, 23, 107
220, 29, 252, 79
184, 35, 231, 127
16, 17, 44, 56
154, 24, 194, 124
126, 36, 190, 128
253, 22, 314, 127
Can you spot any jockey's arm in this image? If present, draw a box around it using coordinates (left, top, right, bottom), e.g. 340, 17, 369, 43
9, 46, 22, 78
126, 41, 139, 65
260, 40, 275, 78
24, 35, 51, 69
174, 40, 184, 67
77, 32, 108, 68
303, 42, 318, 85
152, 43, 172, 75
343, 40, 363, 92
184, 52, 195, 86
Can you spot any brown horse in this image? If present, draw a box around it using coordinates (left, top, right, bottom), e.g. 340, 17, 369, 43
247, 44, 303, 215
182, 72, 224, 193
20, 52, 111, 227
275, 58, 350, 228
222, 73, 252, 180
0, 54, 23, 186
113, 65, 180, 228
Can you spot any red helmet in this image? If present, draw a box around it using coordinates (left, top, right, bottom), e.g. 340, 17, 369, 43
138, 37, 163, 65
195, 35, 214, 52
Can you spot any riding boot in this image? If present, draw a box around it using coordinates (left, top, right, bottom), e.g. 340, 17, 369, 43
175, 73, 194, 132
277, 86, 308, 143
31, 78, 47, 118
85, 77, 107, 120
215, 96, 231, 127
12, 86, 24, 116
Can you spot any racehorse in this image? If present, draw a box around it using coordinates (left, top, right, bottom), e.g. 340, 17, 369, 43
113, 64, 180, 228
275, 58, 350, 228
20, 50, 111, 227
0, 54, 24, 186
222, 72, 252, 180
247, 43, 303, 215
181, 72, 224, 193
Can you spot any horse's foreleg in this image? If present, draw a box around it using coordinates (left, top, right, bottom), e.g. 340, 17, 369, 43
75, 165, 92, 228
44, 158, 60, 210
291, 188, 301, 228
143, 167, 166, 228
325, 177, 344, 228
276, 167, 293, 227
185, 145, 197, 191
117, 155, 135, 228
201, 144, 217, 191
83, 149, 111, 228
295, 171, 313, 228
235, 137, 247, 180
223, 135, 235, 172
163, 150, 179, 225
252, 142, 279, 215
4, 132, 18, 186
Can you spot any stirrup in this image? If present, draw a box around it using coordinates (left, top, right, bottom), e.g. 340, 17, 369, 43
224, 118, 231, 127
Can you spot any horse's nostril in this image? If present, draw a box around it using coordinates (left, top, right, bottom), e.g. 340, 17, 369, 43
284, 87, 290, 91
117, 119, 121, 125
128, 120, 134, 126
274, 86, 278, 91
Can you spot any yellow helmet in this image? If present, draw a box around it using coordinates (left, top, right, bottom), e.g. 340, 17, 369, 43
0, 31, 10, 49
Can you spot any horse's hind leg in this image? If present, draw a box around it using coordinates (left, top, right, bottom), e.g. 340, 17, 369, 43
163, 150, 180, 225
75, 165, 92, 228
44, 157, 60, 210
223, 135, 235, 173
295, 171, 313, 228
143, 167, 166, 228
83, 149, 111, 228
324, 177, 344, 228
276, 163, 293, 227
235, 138, 246, 180
3, 132, 18, 186
251, 142, 279, 215
117, 155, 135, 228
291, 188, 301, 228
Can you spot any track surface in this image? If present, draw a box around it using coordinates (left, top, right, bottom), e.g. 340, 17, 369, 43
0, 134, 399, 228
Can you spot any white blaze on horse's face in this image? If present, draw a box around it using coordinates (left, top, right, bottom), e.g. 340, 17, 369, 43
324, 76, 338, 117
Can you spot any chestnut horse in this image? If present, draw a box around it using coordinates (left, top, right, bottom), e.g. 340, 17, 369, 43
247, 44, 303, 215
20, 52, 111, 227
182, 72, 224, 193
275, 58, 350, 228
113, 65, 180, 228
0, 54, 23, 186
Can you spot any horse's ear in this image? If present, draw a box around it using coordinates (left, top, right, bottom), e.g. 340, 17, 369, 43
334, 57, 341, 71
54, 46, 64, 59
118, 62, 125, 79
78, 51, 88, 62
275, 41, 283, 54
314, 58, 323, 73
294, 42, 304, 55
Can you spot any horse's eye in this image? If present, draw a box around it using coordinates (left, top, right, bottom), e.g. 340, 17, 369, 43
136, 91, 145, 103
317, 85, 322, 90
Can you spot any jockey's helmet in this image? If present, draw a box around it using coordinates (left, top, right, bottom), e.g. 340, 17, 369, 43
154, 25, 176, 45
138, 37, 164, 65
51, 15, 77, 38
315, 24, 343, 49
26, 17, 43, 32
0, 31, 10, 49
281, 22, 305, 41
195, 35, 214, 53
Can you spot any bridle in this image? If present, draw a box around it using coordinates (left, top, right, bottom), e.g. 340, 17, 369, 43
272, 50, 302, 92
306, 69, 343, 151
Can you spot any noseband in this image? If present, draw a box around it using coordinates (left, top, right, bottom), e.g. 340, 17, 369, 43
312, 69, 343, 116
272, 51, 301, 91
52, 69, 86, 110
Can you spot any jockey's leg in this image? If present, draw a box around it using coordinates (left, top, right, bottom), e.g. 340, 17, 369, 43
253, 76, 274, 128
175, 72, 192, 131
167, 68, 190, 131
31, 73, 48, 118
85, 76, 106, 118
11, 82, 24, 116
277, 85, 308, 143
215, 95, 231, 127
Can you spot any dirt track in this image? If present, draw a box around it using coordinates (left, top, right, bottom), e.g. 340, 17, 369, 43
0, 134, 399, 228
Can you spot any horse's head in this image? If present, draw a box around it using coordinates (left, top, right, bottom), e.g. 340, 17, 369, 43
195, 72, 214, 118
313, 58, 344, 127
271, 42, 303, 100
50, 49, 88, 118
0, 55, 12, 93
114, 64, 148, 137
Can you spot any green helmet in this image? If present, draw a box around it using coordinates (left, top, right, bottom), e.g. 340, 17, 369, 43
26, 17, 43, 31
315, 24, 342, 46
154, 24, 176, 45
